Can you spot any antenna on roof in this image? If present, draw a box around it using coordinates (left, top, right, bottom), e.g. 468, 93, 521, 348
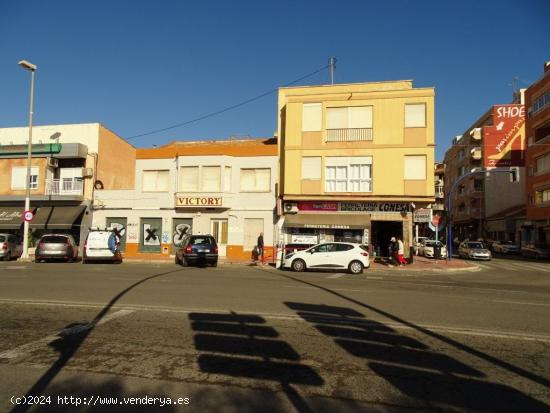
329, 57, 337, 85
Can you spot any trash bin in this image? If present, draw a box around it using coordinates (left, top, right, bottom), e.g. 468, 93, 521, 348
434, 244, 442, 259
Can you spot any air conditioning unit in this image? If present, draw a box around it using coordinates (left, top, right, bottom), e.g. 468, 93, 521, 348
82, 168, 94, 178
284, 202, 299, 214
47, 157, 59, 168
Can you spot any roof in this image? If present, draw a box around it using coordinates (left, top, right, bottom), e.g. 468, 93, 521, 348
137, 138, 277, 159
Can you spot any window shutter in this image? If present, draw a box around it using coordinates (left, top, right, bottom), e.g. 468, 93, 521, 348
301, 157, 321, 179
156, 170, 169, 191
240, 169, 255, 191
326, 107, 348, 129
180, 167, 199, 191
255, 169, 271, 191
302, 103, 322, 132
349, 106, 372, 128
405, 104, 426, 127
224, 166, 232, 191
202, 166, 221, 192
405, 155, 427, 180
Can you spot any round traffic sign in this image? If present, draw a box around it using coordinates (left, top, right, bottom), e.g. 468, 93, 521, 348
23, 210, 34, 222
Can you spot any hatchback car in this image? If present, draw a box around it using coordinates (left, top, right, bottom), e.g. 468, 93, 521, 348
83, 229, 122, 264
458, 241, 492, 261
0, 233, 23, 261
283, 242, 370, 274
419, 240, 447, 258
521, 243, 550, 260
175, 235, 218, 267
491, 241, 520, 254
35, 234, 78, 263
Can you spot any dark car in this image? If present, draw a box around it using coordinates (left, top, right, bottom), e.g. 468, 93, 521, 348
175, 235, 218, 267
35, 234, 78, 263
521, 243, 550, 260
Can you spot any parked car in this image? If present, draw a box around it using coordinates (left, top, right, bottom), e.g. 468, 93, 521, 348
35, 234, 78, 263
0, 233, 23, 261
83, 229, 122, 264
283, 242, 370, 274
419, 239, 447, 258
458, 241, 492, 261
175, 235, 218, 267
521, 243, 550, 260
414, 237, 429, 254
491, 241, 520, 254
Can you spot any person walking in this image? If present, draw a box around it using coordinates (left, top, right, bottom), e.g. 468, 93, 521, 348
388, 237, 397, 266
257, 232, 264, 263
397, 237, 407, 266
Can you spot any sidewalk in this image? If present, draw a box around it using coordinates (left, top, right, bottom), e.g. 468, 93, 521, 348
369, 255, 479, 272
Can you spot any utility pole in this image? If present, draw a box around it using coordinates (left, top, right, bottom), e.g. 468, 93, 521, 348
329, 57, 337, 85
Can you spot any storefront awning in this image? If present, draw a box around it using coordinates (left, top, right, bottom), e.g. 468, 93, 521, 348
284, 213, 369, 230
30, 206, 86, 229
0, 207, 24, 229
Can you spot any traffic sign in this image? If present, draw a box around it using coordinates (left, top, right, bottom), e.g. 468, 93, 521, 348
23, 210, 34, 222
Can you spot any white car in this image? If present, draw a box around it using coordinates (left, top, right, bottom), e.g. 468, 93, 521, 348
491, 241, 520, 254
419, 240, 447, 258
283, 242, 370, 274
83, 230, 122, 264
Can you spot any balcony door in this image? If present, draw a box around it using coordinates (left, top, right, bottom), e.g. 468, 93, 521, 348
59, 168, 83, 195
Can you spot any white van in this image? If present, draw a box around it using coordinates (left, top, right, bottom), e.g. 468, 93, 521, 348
83, 229, 122, 264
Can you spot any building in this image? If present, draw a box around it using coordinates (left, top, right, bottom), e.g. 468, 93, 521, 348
0, 123, 135, 249
277, 80, 436, 258
525, 61, 550, 244
92, 138, 278, 261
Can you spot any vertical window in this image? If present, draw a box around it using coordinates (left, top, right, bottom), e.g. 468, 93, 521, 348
11, 167, 39, 190
301, 157, 321, 180
142, 170, 169, 192
240, 169, 271, 192
536, 154, 550, 175
325, 166, 347, 192
349, 164, 372, 192
224, 166, 232, 192
405, 103, 426, 127
404, 155, 427, 180
179, 166, 199, 191
202, 166, 221, 192
302, 103, 322, 132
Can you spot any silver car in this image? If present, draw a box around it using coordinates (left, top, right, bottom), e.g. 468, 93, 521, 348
0, 233, 23, 261
458, 241, 492, 261
35, 234, 78, 263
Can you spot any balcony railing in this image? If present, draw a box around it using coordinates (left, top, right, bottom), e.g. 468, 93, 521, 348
45, 178, 84, 196
326, 128, 373, 142
435, 184, 444, 198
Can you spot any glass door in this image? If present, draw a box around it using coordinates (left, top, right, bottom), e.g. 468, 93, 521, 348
211, 219, 228, 256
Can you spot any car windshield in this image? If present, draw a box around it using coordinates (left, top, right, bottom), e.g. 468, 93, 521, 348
0, 235, 5, 242
468, 242, 484, 249
42, 236, 68, 244
190, 237, 214, 245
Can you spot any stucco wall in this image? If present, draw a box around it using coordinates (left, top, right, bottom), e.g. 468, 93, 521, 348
0, 158, 48, 196
97, 125, 136, 190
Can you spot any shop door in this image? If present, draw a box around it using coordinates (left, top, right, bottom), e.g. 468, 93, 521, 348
173, 218, 193, 253
140, 218, 162, 253
211, 219, 228, 256
106, 217, 127, 252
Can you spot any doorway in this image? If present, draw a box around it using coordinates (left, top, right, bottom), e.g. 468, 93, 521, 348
211, 219, 228, 256
371, 221, 403, 258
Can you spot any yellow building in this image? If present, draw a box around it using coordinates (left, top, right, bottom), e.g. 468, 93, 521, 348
277, 80, 435, 258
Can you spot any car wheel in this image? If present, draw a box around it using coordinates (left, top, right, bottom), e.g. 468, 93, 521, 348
181, 257, 188, 267
174, 255, 180, 265
291, 259, 306, 272
348, 260, 363, 275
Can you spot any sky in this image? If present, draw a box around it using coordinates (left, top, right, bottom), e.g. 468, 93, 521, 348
1, 0, 549, 161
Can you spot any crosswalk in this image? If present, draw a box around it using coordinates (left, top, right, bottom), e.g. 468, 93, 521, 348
475, 259, 550, 273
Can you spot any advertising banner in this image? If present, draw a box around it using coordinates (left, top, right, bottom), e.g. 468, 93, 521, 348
483, 105, 525, 167
297, 201, 338, 211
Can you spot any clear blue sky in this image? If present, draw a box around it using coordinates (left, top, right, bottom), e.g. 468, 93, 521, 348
1, 0, 548, 161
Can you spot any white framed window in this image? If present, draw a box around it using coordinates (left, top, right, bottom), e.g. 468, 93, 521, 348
202, 166, 221, 192
11, 167, 39, 190
301, 157, 321, 180
224, 166, 232, 192
142, 170, 169, 192
240, 168, 271, 192
325, 157, 372, 193
302, 103, 322, 132
535, 187, 550, 204
179, 166, 199, 192
405, 103, 426, 127
404, 155, 427, 180
536, 153, 550, 175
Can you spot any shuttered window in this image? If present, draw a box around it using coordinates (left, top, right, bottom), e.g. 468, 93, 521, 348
142, 170, 169, 192
302, 103, 322, 132
404, 155, 427, 180
405, 103, 426, 127
301, 157, 321, 180
202, 166, 221, 192
240, 168, 271, 192
11, 167, 39, 190
179, 166, 199, 191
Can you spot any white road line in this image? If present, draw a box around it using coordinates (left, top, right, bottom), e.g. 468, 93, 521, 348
0, 309, 134, 360
366, 276, 383, 280
507, 262, 550, 273
493, 299, 550, 307
326, 273, 345, 279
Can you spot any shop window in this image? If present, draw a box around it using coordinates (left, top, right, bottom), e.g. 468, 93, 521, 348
405, 103, 426, 127
240, 168, 271, 192
142, 170, 169, 192
302, 103, 322, 132
11, 166, 38, 190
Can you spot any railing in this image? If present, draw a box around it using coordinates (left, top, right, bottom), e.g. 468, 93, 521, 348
45, 178, 84, 195
435, 184, 444, 198
326, 128, 373, 142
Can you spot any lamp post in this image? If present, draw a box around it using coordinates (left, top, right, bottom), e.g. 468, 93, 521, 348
19, 60, 37, 260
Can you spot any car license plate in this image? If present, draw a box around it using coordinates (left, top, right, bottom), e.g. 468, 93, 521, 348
197, 249, 208, 253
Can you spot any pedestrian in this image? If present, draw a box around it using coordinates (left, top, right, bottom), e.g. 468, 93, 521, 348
257, 232, 264, 263
388, 237, 397, 266
397, 237, 407, 266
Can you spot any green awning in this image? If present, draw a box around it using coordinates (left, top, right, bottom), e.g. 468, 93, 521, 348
0, 207, 24, 229
30, 206, 86, 229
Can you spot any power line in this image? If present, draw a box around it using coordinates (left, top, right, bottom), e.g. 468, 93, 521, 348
126, 63, 330, 141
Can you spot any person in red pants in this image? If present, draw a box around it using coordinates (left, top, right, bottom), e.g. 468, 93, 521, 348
397, 237, 407, 266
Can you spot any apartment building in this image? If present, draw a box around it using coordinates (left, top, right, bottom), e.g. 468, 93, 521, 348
92, 138, 278, 261
277, 80, 435, 257
0, 123, 135, 247
525, 61, 550, 244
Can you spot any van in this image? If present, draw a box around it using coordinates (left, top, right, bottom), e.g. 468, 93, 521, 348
83, 230, 122, 264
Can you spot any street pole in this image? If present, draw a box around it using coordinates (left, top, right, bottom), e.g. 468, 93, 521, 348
329, 57, 337, 85
19, 60, 37, 260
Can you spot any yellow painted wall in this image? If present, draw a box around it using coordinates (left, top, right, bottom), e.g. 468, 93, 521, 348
97, 125, 136, 190
0, 158, 47, 196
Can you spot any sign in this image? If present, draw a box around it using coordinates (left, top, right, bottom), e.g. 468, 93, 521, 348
414, 208, 432, 223
143, 223, 160, 246
176, 196, 223, 207
340, 202, 412, 213
0, 143, 61, 157
290, 234, 318, 244
23, 210, 34, 222
0, 210, 22, 222
483, 104, 525, 167
298, 201, 338, 212
428, 212, 446, 232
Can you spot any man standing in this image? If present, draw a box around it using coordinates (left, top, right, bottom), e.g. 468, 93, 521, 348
397, 237, 407, 266
257, 232, 264, 263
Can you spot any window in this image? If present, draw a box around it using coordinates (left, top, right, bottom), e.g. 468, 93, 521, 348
405, 103, 426, 127
240, 168, 271, 192
535, 188, 550, 205
11, 167, 39, 190
302, 103, 322, 132
179, 166, 199, 191
301, 157, 321, 180
142, 170, 169, 192
224, 166, 232, 192
404, 155, 427, 180
325, 157, 372, 192
326, 106, 373, 141
202, 166, 221, 192
536, 153, 550, 175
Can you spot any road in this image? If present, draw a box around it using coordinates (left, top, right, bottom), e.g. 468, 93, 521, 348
0, 258, 549, 412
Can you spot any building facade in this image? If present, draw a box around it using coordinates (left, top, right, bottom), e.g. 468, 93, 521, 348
0, 123, 135, 249
277, 80, 436, 258
525, 62, 550, 245
92, 138, 278, 261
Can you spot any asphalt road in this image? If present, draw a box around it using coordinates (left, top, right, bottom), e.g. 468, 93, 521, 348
0, 259, 549, 413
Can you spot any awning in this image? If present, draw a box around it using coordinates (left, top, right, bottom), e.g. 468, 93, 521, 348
284, 213, 369, 230
30, 206, 86, 229
0, 207, 24, 229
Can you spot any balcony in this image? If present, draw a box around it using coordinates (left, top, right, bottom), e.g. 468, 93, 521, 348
470, 147, 482, 160
435, 184, 444, 198
45, 178, 84, 196
326, 128, 373, 142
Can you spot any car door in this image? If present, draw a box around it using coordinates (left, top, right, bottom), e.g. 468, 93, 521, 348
316, 243, 340, 268
305, 244, 329, 268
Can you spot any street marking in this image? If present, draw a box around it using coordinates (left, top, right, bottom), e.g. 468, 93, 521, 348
508, 262, 550, 273
366, 276, 383, 280
0, 309, 134, 360
5, 266, 27, 270
326, 273, 345, 279
493, 300, 550, 307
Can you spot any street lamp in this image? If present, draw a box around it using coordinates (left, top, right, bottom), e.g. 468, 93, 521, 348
19, 59, 37, 260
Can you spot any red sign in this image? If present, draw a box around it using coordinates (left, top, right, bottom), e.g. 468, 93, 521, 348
297, 201, 338, 212
23, 210, 34, 222
483, 104, 525, 167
